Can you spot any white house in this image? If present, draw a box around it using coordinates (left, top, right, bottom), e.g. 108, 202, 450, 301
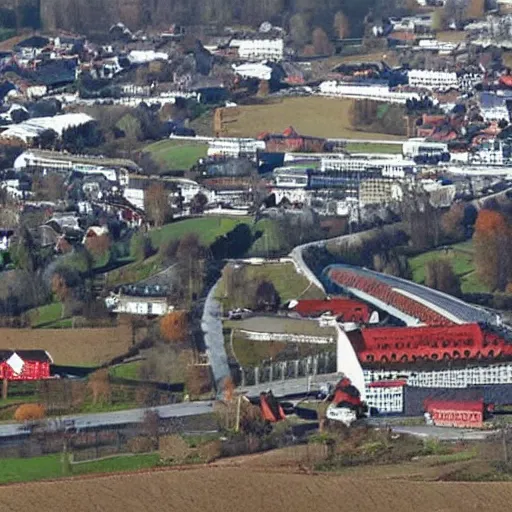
207, 138, 265, 158
105, 294, 173, 316
230, 38, 284, 61
318, 81, 419, 104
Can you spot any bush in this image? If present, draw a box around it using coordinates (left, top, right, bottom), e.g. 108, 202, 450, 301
127, 436, 156, 454
14, 403, 46, 421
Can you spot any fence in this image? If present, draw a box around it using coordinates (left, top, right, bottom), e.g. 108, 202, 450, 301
239, 352, 337, 387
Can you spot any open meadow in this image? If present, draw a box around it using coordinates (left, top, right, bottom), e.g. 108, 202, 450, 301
222, 97, 407, 140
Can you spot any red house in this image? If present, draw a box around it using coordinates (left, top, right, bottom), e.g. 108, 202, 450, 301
0, 350, 53, 381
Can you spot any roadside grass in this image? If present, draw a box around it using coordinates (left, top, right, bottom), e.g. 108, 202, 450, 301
408, 240, 489, 294
105, 253, 162, 288
247, 218, 286, 257
345, 142, 403, 154
216, 262, 325, 311
143, 139, 208, 170
223, 97, 407, 139
0, 453, 160, 485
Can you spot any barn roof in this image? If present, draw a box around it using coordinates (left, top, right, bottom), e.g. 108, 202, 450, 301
0, 350, 53, 363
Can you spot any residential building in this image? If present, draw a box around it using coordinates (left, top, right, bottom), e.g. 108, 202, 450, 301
407, 69, 458, 90
105, 293, 173, 316
319, 81, 419, 104
321, 156, 416, 179
273, 167, 309, 188
207, 138, 266, 158
229, 38, 284, 61
402, 138, 448, 158
359, 179, 403, 206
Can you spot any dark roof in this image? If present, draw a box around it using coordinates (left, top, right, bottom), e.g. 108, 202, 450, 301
33, 60, 77, 87
0, 350, 52, 363
16, 36, 50, 49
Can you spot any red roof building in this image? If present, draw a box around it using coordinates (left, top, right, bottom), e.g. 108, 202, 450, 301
292, 298, 371, 323
424, 398, 485, 428
0, 350, 52, 381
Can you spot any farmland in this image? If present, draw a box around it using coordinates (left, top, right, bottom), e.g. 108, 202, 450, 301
143, 139, 208, 171
0, 324, 133, 365
222, 97, 407, 140
3, 463, 512, 512
408, 240, 489, 294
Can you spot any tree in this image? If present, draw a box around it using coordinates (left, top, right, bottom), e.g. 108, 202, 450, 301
441, 203, 465, 240
312, 27, 333, 56
14, 403, 46, 421
160, 311, 188, 343
473, 209, 512, 291
175, 234, 209, 301
252, 280, 280, 311
333, 11, 350, 39
289, 12, 311, 47
425, 259, 461, 297
36, 129, 58, 150
465, 0, 485, 19
11, 226, 38, 272
144, 183, 171, 227
85, 234, 111, 263
87, 369, 111, 404
130, 232, 153, 261
190, 192, 208, 214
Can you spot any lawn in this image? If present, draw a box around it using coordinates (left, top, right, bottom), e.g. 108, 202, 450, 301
222, 97, 407, 140
29, 302, 64, 327
216, 262, 325, 311
109, 361, 142, 380
0, 453, 160, 485
408, 240, 489, 294
144, 139, 208, 170
345, 142, 403, 154
149, 216, 253, 249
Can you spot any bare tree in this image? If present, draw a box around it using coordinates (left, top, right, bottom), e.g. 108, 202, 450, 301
144, 183, 171, 227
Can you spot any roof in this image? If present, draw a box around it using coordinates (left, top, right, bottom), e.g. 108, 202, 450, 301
16, 36, 50, 49
0, 350, 52, 363
292, 298, 369, 316
424, 398, 484, 412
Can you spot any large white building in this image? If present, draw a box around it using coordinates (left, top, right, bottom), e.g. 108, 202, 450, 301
273, 167, 309, 188
407, 69, 458, 91
321, 156, 416, 179
319, 81, 419, 104
207, 138, 265, 158
229, 38, 284, 61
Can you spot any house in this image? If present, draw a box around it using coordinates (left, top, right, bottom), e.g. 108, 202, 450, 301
83, 225, 109, 244
407, 69, 458, 91
0, 350, 53, 381
229, 38, 284, 61
14, 36, 50, 59
105, 293, 173, 316
257, 126, 327, 153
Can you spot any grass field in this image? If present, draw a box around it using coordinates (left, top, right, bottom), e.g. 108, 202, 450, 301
222, 97, 407, 139
216, 262, 325, 311
408, 240, 489, 294
144, 139, 208, 170
149, 216, 252, 249
345, 142, 403, 154
436, 30, 467, 43
0, 453, 160, 485
29, 302, 64, 327
109, 361, 142, 380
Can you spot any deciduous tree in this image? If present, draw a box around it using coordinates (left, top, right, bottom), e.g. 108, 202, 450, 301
160, 311, 189, 343
425, 259, 461, 297
144, 183, 171, 227
333, 11, 350, 39
312, 27, 333, 56
474, 209, 512, 291
441, 203, 465, 240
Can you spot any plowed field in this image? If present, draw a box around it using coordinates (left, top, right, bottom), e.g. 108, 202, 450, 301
1, 465, 512, 512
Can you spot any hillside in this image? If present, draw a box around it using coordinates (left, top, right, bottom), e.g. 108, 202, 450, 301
2, 0, 384, 36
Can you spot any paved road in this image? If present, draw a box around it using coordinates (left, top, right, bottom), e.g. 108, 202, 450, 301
202, 281, 231, 396
0, 401, 214, 438
388, 425, 495, 440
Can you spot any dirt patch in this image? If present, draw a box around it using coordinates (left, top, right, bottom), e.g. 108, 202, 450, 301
2, 465, 512, 512
0, 324, 133, 365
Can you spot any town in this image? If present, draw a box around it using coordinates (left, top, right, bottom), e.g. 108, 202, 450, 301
2, 0, 512, 509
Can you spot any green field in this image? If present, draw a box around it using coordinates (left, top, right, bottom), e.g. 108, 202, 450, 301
144, 139, 208, 170
149, 216, 252, 249
408, 240, 488, 294
29, 302, 64, 327
0, 453, 160, 485
216, 262, 325, 311
345, 142, 403, 154
109, 361, 142, 380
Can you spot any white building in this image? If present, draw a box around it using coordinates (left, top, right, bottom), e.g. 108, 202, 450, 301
407, 69, 458, 91
233, 62, 273, 80
471, 139, 512, 166
1, 113, 94, 143
402, 138, 448, 158
321, 156, 416, 179
230, 38, 284, 61
105, 294, 173, 316
273, 167, 309, 188
207, 138, 265, 158
319, 81, 419, 104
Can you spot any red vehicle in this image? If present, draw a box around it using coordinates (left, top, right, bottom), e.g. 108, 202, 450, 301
292, 298, 371, 323
350, 323, 512, 365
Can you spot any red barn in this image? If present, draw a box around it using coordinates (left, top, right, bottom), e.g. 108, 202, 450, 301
0, 350, 53, 381
424, 398, 485, 428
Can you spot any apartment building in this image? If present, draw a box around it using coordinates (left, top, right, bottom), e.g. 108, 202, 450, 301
319, 80, 419, 104
229, 38, 284, 61
207, 138, 266, 158
407, 69, 458, 90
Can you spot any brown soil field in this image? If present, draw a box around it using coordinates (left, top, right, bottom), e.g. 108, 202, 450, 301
0, 324, 133, 365
223, 97, 406, 140
2, 465, 512, 512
